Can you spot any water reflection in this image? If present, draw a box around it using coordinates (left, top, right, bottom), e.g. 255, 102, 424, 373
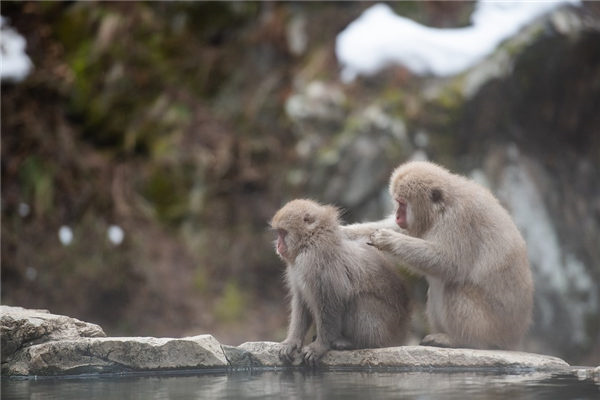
3, 370, 599, 400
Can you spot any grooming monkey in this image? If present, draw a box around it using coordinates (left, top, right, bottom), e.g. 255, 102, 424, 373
271, 199, 411, 366
345, 161, 533, 349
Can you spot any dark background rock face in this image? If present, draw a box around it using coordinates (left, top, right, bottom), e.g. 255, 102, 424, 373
1, 2, 598, 365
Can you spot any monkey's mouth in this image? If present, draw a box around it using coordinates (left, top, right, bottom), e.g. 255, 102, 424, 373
396, 199, 408, 229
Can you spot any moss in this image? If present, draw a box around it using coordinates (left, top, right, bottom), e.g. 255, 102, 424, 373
193, 267, 208, 293
214, 280, 246, 323
142, 166, 193, 225
435, 79, 465, 111
19, 156, 55, 216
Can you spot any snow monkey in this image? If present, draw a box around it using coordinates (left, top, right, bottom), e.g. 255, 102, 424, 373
345, 161, 533, 350
271, 199, 411, 366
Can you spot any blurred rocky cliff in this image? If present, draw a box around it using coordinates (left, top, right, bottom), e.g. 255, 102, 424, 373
1, 2, 598, 365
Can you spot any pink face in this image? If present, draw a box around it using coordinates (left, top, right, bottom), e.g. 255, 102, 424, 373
395, 198, 408, 229
276, 229, 288, 259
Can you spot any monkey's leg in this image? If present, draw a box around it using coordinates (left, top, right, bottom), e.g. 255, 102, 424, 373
302, 302, 345, 367
280, 294, 312, 364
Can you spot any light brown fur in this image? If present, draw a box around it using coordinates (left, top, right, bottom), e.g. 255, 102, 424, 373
350, 161, 533, 350
271, 199, 411, 366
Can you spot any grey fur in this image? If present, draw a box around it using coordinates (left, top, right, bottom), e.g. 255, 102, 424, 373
347, 161, 534, 350
271, 199, 411, 366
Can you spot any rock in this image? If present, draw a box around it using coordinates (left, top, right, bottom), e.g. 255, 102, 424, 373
320, 346, 569, 370
574, 366, 600, 382
221, 343, 273, 368
235, 341, 302, 367
1, 307, 572, 376
1, 305, 105, 361
231, 342, 569, 370
4, 335, 228, 376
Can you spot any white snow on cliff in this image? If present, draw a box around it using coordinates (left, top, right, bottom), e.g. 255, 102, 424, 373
336, 0, 579, 82
1, 16, 33, 82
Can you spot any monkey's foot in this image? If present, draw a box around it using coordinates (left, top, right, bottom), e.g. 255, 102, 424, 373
331, 337, 354, 350
420, 333, 455, 348
279, 340, 301, 364
301, 342, 328, 367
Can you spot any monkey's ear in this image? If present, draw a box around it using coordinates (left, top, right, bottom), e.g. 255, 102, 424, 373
303, 213, 315, 224
430, 188, 443, 203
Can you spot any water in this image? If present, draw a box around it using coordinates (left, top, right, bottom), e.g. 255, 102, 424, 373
2, 369, 599, 400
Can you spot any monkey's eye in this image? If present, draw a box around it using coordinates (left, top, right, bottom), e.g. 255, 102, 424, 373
430, 188, 443, 203
276, 229, 287, 237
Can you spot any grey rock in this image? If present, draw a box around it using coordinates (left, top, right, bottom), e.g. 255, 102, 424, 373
1, 306, 105, 361
5, 335, 227, 376
231, 341, 569, 370
236, 341, 302, 367
320, 346, 569, 370
222, 344, 263, 368
1, 308, 573, 376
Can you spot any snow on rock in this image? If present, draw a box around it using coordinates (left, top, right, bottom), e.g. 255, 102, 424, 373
336, 0, 579, 82
1, 16, 33, 82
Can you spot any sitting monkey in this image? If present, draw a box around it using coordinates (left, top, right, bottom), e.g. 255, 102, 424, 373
271, 199, 411, 366
345, 161, 533, 350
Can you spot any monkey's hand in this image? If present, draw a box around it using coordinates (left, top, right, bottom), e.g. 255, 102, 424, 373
301, 342, 328, 368
341, 225, 376, 241
368, 229, 397, 252
279, 339, 302, 364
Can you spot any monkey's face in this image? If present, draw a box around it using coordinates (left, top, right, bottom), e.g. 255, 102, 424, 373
395, 198, 408, 229
275, 228, 290, 260
270, 199, 340, 263
390, 176, 422, 233
390, 163, 446, 236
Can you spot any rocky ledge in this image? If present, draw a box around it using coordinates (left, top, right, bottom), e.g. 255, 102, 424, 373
1, 306, 593, 377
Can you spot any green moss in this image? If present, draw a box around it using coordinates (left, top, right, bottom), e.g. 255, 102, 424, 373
193, 268, 208, 293
381, 88, 406, 115
142, 166, 193, 225
19, 156, 55, 216
436, 79, 464, 111
214, 280, 246, 322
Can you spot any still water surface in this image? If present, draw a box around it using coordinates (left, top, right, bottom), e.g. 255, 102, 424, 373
3, 369, 599, 400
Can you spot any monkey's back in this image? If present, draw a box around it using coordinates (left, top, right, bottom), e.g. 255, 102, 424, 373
339, 238, 412, 347
428, 172, 533, 348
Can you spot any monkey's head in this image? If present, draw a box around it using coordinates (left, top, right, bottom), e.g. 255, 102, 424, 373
389, 161, 449, 236
270, 199, 340, 263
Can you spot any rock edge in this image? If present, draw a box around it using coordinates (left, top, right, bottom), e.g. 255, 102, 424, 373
1, 306, 588, 377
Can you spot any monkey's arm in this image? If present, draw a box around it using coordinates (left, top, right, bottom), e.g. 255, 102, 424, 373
369, 229, 454, 281
285, 294, 312, 343
342, 216, 403, 240
280, 292, 312, 363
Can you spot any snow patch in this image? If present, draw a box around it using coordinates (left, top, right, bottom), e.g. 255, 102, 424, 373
336, 0, 578, 82
1, 16, 33, 82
